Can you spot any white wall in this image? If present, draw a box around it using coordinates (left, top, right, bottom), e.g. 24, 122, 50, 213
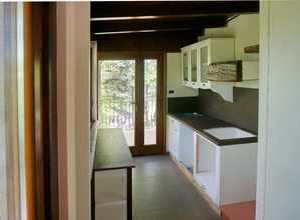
257, 1, 300, 220
166, 53, 198, 98
204, 14, 259, 88
56, 3, 90, 220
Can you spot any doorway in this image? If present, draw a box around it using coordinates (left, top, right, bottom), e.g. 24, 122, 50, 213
98, 52, 165, 155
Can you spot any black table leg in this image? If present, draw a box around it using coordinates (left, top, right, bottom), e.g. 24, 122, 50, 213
127, 168, 132, 220
91, 171, 95, 220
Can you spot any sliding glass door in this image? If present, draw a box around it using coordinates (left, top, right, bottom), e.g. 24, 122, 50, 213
99, 52, 164, 155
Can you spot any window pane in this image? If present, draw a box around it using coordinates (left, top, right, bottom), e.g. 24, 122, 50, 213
99, 60, 135, 146
144, 59, 157, 145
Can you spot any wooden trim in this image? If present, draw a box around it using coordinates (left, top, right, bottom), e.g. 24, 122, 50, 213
158, 53, 166, 153
26, 3, 65, 220
3, 3, 64, 220
98, 51, 140, 60
23, 3, 36, 220
32, 4, 48, 219
135, 53, 145, 148
133, 52, 165, 155
130, 145, 163, 156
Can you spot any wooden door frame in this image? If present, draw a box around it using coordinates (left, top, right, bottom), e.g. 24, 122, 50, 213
24, 3, 92, 219
25, 3, 67, 220
98, 51, 166, 156
132, 52, 166, 156
0, 3, 62, 220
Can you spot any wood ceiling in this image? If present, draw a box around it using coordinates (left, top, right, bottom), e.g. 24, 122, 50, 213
91, 1, 259, 39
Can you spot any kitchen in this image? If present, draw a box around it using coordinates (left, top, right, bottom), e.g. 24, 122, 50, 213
166, 14, 259, 220
91, 3, 260, 218
2, 1, 299, 220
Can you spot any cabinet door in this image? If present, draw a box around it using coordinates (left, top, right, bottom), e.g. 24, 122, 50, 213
199, 46, 209, 86
166, 117, 173, 153
166, 117, 179, 158
178, 124, 194, 170
182, 51, 189, 83
190, 48, 198, 85
194, 135, 219, 205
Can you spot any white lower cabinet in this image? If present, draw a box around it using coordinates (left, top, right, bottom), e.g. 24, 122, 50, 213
194, 134, 257, 207
166, 116, 180, 159
193, 135, 219, 204
167, 116, 195, 172
166, 115, 257, 208
177, 123, 194, 172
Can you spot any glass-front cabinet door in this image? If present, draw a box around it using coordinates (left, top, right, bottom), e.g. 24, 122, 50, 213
199, 45, 209, 88
182, 50, 189, 83
190, 48, 198, 85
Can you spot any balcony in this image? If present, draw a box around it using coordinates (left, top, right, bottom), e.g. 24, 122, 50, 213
99, 96, 157, 146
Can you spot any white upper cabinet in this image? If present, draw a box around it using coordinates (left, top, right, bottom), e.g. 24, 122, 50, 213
181, 38, 235, 89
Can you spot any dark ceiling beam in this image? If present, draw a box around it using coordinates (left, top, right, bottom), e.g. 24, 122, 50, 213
91, 17, 227, 34
92, 31, 202, 52
91, 29, 204, 41
90, 13, 235, 22
90, 1, 259, 19
94, 28, 197, 36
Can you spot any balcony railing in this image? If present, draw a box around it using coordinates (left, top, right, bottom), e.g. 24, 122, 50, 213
99, 96, 156, 130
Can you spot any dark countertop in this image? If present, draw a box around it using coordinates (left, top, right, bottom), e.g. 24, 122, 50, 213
168, 113, 257, 146
93, 128, 135, 171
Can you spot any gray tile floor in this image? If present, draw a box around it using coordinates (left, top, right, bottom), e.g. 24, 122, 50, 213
133, 155, 221, 220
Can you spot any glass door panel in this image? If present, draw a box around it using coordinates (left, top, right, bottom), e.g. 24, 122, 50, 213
144, 59, 157, 145
191, 48, 198, 82
99, 60, 135, 146
98, 53, 164, 155
182, 52, 189, 81
200, 46, 208, 83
